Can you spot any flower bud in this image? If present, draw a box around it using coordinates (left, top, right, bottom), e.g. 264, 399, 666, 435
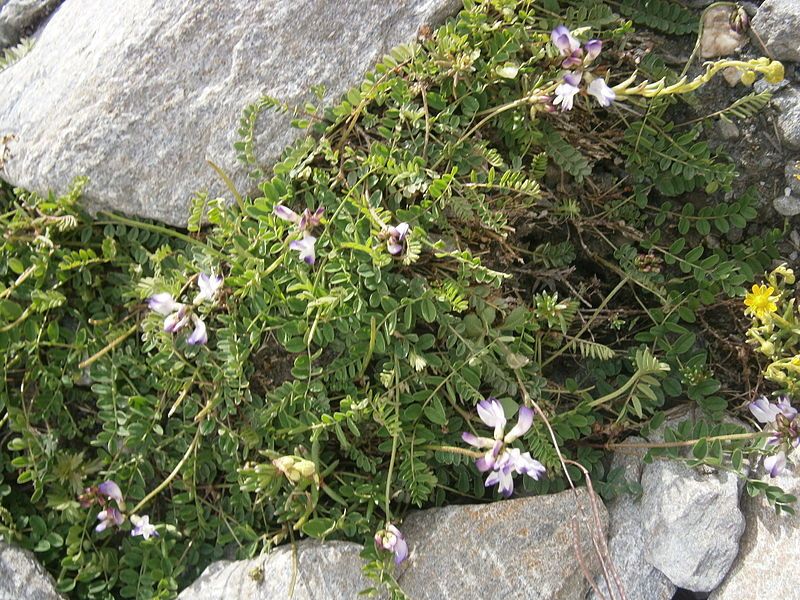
760, 340, 775, 356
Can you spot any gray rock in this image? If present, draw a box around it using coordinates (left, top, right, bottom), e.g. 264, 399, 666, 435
710, 448, 800, 599
752, 0, 800, 63
177, 540, 371, 600
588, 439, 675, 600
0, 540, 63, 600
398, 489, 609, 600
773, 86, 800, 148
774, 189, 800, 216
0, 0, 60, 47
640, 453, 745, 592
0, 0, 461, 226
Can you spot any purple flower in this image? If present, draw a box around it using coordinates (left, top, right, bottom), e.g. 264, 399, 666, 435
299, 207, 324, 231
97, 480, 125, 510
289, 233, 317, 265
587, 77, 616, 107
163, 305, 190, 333
274, 204, 301, 224
194, 273, 223, 305
186, 315, 208, 345
749, 397, 784, 424
764, 451, 786, 477
130, 514, 158, 540
584, 39, 602, 63
561, 48, 584, 69
95, 507, 124, 532
148, 292, 181, 316
375, 524, 408, 565
550, 25, 580, 56
386, 222, 410, 256
463, 398, 543, 496
777, 398, 798, 420
553, 72, 582, 111
484, 448, 546, 497
275, 205, 324, 232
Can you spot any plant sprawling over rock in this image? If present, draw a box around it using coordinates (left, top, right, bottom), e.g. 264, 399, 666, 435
0, 1, 791, 598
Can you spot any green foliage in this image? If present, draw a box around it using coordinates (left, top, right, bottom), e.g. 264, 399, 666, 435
0, 0, 786, 598
616, 0, 698, 35
0, 37, 34, 71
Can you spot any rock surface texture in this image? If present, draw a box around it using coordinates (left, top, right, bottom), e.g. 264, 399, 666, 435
398, 489, 608, 600
587, 439, 675, 600
0, 0, 461, 225
0, 0, 60, 47
773, 87, 800, 149
0, 540, 63, 600
640, 455, 745, 592
177, 541, 369, 600
179, 490, 608, 600
710, 449, 800, 599
752, 0, 800, 62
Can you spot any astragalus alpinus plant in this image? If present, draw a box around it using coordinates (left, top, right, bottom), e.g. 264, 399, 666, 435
0, 1, 788, 598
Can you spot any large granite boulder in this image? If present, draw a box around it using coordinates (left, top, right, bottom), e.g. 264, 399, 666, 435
0, 0, 461, 225
179, 489, 609, 600
0, 540, 63, 600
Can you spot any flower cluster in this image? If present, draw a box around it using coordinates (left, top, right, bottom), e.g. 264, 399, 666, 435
274, 204, 324, 265
148, 272, 223, 345
749, 396, 799, 477
550, 25, 615, 111
78, 480, 158, 539
374, 523, 408, 565
272, 455, 316, 483
744, 266, 800, 395
462, 398, 545, 496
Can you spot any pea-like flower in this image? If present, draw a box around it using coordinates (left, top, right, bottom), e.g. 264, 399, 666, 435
553, 72, 582, 111
587, 77, 616, 107
584, 39, 602, 63
186, 314, 208, 345
272, 455, 316, 483
149, 293, 189, 333
289, 233, 318, 265
275, 205, 324, 265
462, 398, 545, 496
375, 524, 409, 565
96, 507, 125, 533
550, 25, 603, 69
749, 396, 799, 477
385, 222, 410, 256
194, 273, 223, 305
98, 480, 126, 511
130, 514, 159, 540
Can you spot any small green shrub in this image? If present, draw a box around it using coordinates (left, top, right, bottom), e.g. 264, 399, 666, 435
0, 1, 787, 598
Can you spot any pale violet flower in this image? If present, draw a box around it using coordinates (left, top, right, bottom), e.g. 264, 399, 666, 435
289, 233, 318, 265
95, 507, 124, 533
130, 514, 159, 540
584, 39, 602, 63
148, 292, 182, 316
194, 273, 223, 305
149, 293, 190, 333
587, 77, 616, 107
375, 524, 408, 565
749, 396, 799, 477
386, 222, 410, 256
553, 72, 582, 111
550, 25, 580, 56
97, 480, 125, 510
186, 315, 208, 346
274, 205, 324, 231
764, 451, 786, 478
749, 396, 793, 424
462, 398, 545, 495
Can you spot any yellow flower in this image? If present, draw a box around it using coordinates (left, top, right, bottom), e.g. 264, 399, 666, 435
744, 284, 777, 319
